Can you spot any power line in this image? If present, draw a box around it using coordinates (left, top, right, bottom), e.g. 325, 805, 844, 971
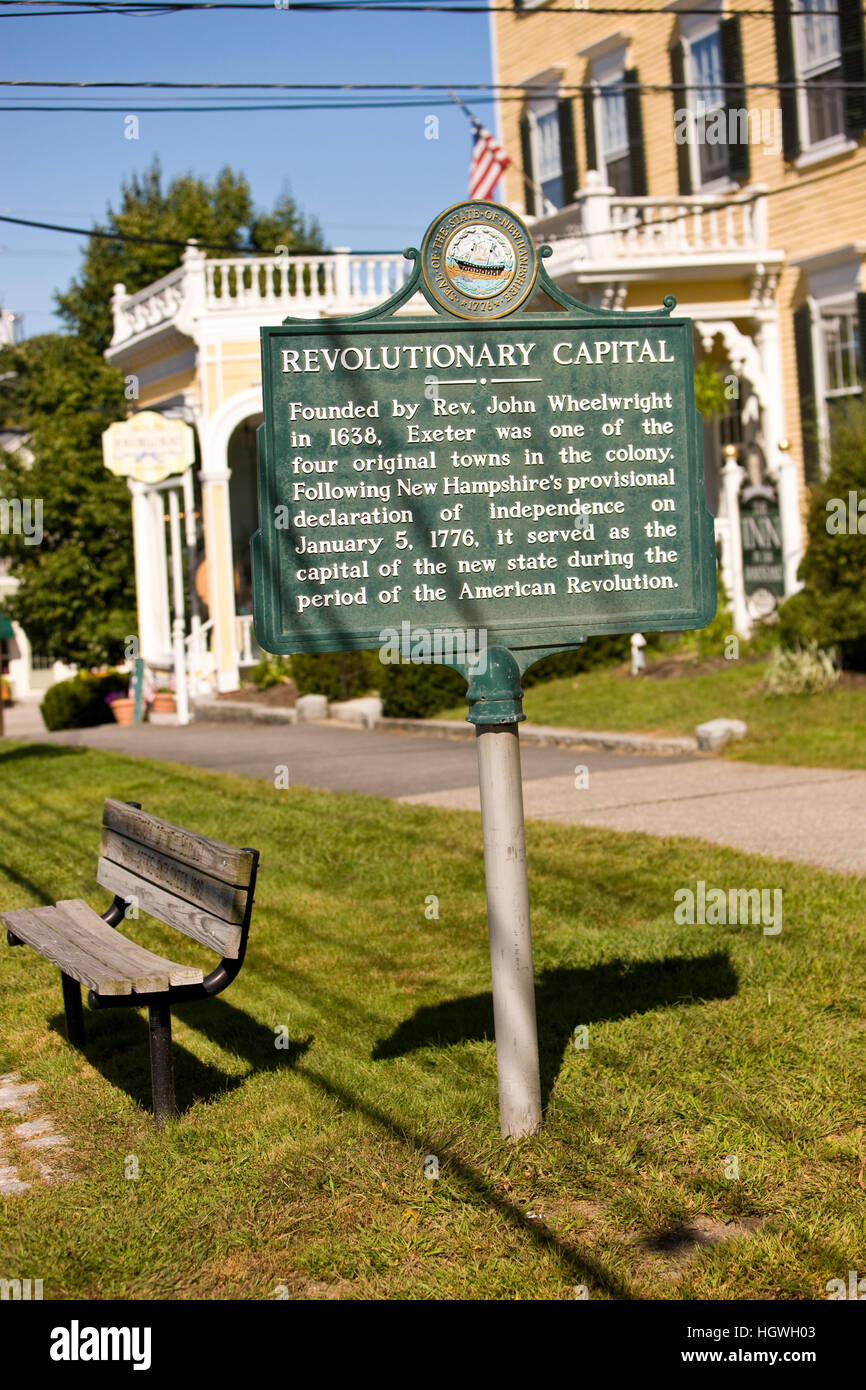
0, 212, 288, 252
0, 1, 849, 17
0, 165, 856, 260
1, 78, 863, 92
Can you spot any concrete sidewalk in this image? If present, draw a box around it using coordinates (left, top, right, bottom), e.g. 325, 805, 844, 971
4, 706, 864, 877
400, 759, 866, 877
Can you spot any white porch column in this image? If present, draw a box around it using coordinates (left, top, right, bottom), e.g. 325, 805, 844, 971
578, 171, 614, 260
722, 449, 751, 639
753, 310, 786, 469
198, 466, 239, 692
129, 480, 170, 661
776, 439, 805, 596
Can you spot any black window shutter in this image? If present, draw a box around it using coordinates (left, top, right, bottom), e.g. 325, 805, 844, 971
582, 86, 598, 173
624, 67, 648, 196
793, 302, 820, 485
519, 109, 536, 216
669, 43, 692, 195
839, 0, 866, 139
557, 97, 579, 205
857, 291, 866, 387
773, 0, 801, 160
720, 16, 750, 181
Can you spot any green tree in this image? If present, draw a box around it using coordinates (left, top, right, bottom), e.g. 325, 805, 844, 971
777, 400, 866, 669
56, 162, 325, 353
0, 334, 135, 667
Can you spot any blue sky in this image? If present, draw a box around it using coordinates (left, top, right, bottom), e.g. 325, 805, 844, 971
1, 1, 495, 336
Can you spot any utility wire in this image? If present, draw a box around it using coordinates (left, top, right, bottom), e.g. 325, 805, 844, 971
0, 1, 849, 17
1, 78, 863, 92
0, 164, 853, 258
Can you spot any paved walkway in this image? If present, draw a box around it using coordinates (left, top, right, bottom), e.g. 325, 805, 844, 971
400, 759, 866, 876
5, 708, 865, 876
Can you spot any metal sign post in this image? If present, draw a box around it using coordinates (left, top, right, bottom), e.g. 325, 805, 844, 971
252, 201, 717, 1139
468, 647, 541, 1137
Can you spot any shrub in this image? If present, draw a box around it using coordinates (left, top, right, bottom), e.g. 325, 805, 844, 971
779, 399, 866, 669
763, 641, 840, 697
290, 650, 379, 703
378, 659, 468, 718
250, 653, 293, 689
521, 634, 631, 688
41, 670, 128, 731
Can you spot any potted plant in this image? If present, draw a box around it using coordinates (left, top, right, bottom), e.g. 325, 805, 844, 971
151, 686, 177, 716
106, 689, 135, 726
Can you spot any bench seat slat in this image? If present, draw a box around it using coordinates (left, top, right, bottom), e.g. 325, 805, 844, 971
96, 859, 243, 959
2, 906, 135, 995
102, 799, 255, 888
99, 829, 247, 925
55, 900, 203, 989
2, 903, 206, 995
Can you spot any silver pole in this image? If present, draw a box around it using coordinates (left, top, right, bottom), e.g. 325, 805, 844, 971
475, 723, 542, 1139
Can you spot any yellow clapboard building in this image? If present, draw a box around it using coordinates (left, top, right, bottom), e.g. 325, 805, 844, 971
489, 0, 865, 625
105, 2, 864, 691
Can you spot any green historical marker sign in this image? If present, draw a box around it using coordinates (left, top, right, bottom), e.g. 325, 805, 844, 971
252, 201, 717, 669
252, 201, 718, 1140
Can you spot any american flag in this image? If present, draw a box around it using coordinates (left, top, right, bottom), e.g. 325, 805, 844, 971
468, 118, 511, 201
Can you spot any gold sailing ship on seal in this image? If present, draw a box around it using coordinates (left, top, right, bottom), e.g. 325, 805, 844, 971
445, 227, 515, 296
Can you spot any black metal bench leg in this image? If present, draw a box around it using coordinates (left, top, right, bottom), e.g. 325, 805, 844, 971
148, 1003, 176, 1129
60, 972, 84, 1048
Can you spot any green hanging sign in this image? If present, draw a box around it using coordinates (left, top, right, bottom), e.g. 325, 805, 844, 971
252, 201, 716, 674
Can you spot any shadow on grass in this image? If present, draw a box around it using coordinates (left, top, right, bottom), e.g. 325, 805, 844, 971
373, 953, 738, 1108
0, 742, 86, 762
48, 995, 313, 1116
297, 1063, 633, 1298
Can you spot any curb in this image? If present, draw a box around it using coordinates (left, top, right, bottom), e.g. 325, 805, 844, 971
379, 717, 698, 755
193, 699, 699, 755
192, 698, 297, 725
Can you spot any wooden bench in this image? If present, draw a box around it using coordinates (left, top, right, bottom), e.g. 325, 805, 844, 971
2, 798, 260, 1128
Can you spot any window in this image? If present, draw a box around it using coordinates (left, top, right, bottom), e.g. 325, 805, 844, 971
793, 0, 845, 147
518, 82, 578, 216
774, 0, 866, 161
794, 286, 865, 481
580, 38, 647, 198
669, 5, 749, 193
533, 101, 564, 210
690, 30, 729, 184
599, 82, 631, 193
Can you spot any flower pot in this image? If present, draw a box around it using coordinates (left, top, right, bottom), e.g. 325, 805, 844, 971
110, 697, 136, 726
151, 692, 177, 715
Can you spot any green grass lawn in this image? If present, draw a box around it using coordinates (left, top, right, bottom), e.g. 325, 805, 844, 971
0, 741, 862, 1300
439, 658, 866, 769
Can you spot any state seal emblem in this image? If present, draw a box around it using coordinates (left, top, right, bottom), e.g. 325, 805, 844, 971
420, 201, 538, 320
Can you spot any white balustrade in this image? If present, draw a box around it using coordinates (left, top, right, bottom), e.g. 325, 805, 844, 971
110, 196, 767, 350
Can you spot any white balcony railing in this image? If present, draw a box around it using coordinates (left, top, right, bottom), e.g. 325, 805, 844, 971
528, 173, 773, 270
109, 183, 779, 350
109, 242, 415, 347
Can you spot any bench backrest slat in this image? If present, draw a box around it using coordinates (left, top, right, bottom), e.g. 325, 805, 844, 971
96, 859, 244, 959
98, 799, 258, 959
102, 799, 255, 888
100, 829, 247, 925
